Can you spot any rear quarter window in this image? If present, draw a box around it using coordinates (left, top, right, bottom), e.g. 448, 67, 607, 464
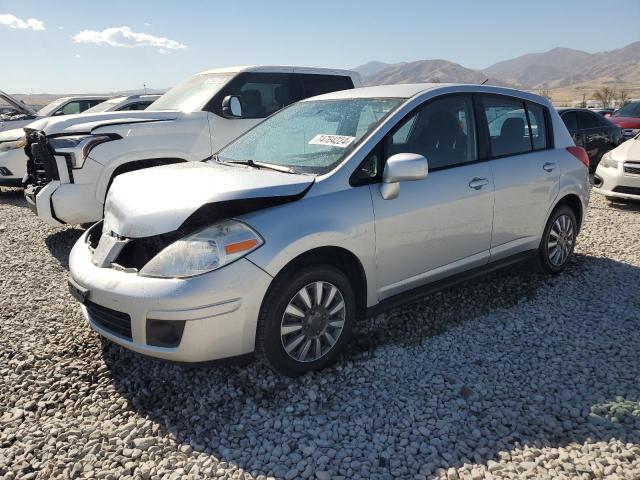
299, 74, 354, 98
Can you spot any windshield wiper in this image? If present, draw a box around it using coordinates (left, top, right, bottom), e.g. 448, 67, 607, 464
223, 159, 297, 174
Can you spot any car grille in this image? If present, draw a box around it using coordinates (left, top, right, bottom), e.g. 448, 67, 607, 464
612, 186, 640, 196
24, 129, 60, 190
623, 163, 640, 175
85, 300, 132, 340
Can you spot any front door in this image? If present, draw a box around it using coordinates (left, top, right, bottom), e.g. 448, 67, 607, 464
370, 94, 494, 299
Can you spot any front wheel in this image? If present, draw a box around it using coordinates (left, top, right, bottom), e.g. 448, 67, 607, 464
256, 265, 356, 376
535, 205, 577, 274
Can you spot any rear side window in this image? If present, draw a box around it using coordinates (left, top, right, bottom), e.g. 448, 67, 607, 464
118, 101, 152, 111
577, 111, 601, 129
562, 111, 578, 131
483, 97, 531, 157
526, 102, 548, 150
385, 95, 477, 170
481, 96, 550, 156
299, 74, 353, 98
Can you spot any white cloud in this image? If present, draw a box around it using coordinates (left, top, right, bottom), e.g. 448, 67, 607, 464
58, 26, 64, 30
158, 48, 169, 55
73, 26, 186, 53
74, 54, 81, 58
144, 22, 152, 27
0, 13, 45, 31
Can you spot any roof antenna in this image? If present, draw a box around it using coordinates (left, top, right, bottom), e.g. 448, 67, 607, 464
480, 78, 488, 85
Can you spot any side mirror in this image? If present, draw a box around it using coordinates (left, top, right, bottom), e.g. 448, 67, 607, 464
380, 153, 428, 200
222, 95, 242, 118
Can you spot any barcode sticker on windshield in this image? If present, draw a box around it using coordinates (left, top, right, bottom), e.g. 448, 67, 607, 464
308, 134, 355, 148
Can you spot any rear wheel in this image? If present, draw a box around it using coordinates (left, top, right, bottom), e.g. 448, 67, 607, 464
256, 265, 355, 376
535, 205, 577, 274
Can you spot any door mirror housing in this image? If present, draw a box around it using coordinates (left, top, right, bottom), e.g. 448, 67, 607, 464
222, 95, 242, 118
380, 153, 428, 200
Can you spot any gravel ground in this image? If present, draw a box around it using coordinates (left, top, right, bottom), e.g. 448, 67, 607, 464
1, 188, 639, 480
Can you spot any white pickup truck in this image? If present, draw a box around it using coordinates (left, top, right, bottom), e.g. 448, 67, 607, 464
23, 66, 360, 226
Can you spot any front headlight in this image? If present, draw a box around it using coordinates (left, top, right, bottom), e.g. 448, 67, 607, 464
139, 220, 264, 278
49, 134, 119, 168
0, 137, 26, 153
599, 152, 619, 169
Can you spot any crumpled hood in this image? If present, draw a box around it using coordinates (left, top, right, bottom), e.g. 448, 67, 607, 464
27, 110, 180, 136
104, 161, 314, 238
610, 137, 640, 162
0, 128, 25, 142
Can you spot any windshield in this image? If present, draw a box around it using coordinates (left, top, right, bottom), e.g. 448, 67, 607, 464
613, 102, 640, 118
83, 97, 124, 113
218, 98, 402, 175
37, 98, 68, 116
147, 73, 233, 112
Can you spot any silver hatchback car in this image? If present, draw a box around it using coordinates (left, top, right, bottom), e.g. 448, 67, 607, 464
68, 84, 590, 375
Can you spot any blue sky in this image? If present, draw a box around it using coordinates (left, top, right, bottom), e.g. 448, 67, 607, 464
2, 0, 639, 94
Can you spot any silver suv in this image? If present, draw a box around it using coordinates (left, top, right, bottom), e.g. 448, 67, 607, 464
68, 84, 590, 375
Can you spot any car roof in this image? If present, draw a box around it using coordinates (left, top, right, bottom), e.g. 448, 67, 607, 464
196, 65, 357, 77
306, 83, 551, 103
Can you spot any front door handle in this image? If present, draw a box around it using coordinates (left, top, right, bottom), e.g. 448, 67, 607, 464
543, 162, 557, 172
468, 177, 489, 190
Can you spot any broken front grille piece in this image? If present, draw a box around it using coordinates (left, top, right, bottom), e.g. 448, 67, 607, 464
24, 129, 59, 190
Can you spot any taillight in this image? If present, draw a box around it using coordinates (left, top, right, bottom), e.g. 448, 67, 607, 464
567, 146, 589, 168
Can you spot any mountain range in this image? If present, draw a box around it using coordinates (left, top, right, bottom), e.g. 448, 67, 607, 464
355, 41, 640, 91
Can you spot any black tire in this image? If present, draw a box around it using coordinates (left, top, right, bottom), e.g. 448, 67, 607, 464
256, 264, 356, 376
535, 205, 577, 274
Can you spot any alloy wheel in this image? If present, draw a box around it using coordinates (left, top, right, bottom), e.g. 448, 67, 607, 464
280, 281, 346, 363
547, 214, 574, 267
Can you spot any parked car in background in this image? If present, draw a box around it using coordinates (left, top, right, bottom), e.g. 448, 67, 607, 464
0, 90, 39, 131
82, 94, 161, 113
67, 84, 589, 375
609, 101, 640, 140
593, 132, 640, 202
0, 95, 160, 188
0, 90, 108, 133
36, 96, 109, 118
557, 108, 622, 171
23, 66, 361, 226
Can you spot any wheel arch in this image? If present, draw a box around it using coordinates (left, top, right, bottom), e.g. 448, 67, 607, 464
553, 193, 584, 232
260, 246, 368, 322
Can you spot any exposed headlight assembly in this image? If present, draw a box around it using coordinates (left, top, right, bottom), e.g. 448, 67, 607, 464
139, 220, 264, 278
49, 134, 120, 168
0, 137, 26, 153
599, 152, 619, 169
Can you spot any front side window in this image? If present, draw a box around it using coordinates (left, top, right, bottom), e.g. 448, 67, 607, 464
148, 73, 233, 112
58, 101, 82, 115
218, 98, 402, 175
385, 95, 477, 170
227, 73, 295, 119
483, 97, 531, 156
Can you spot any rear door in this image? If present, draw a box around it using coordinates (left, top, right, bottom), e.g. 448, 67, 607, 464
368, 94, 495, 299
481, 95, 559, 259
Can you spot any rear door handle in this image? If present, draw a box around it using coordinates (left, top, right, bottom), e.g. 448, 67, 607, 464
468, 177, 489, 190
543, 162, 557, 172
